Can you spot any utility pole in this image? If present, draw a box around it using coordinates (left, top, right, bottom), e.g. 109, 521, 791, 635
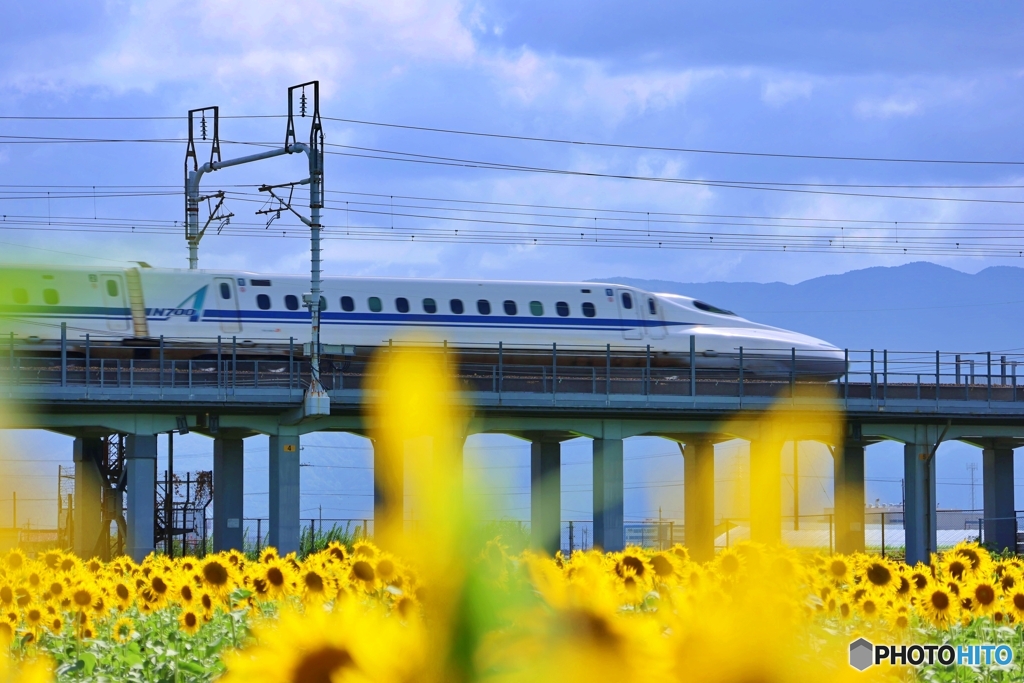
967, 461, 978, 510
183, 81, 329, 417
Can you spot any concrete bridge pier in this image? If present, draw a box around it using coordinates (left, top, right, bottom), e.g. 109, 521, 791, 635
983, 447, 1015, 551
593, 438, 624, 552
72, 437, 104, 558
529, 437, 562, 555
373, 437, 403, 545
213, 437, 245, 553
749, 438, 783, 544
125, 435, 157, 563
834, 431, 867, 554
679, 437, 716, 563
269, 435, 301, 555
904, 438, 937, 565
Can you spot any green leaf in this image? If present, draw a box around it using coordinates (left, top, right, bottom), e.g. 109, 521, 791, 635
179, 660, 207, 675
79, 652, 98, 676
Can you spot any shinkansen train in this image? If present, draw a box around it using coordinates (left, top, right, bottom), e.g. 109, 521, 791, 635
0, 265, 845, 377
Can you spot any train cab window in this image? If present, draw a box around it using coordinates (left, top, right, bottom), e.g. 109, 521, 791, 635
220, 283, 232, 300
477, 300, 491, 315
256, 294, 271, 310
368, 297, 383, 313
284, 295, 300, 311
43, 289, 59, 305
12, 288, 27, 304
503, 300, 517, 315
340, 296, 355, 312
450, 299, 464, 314
529, 301, 543, 316
620, 292, 633, 309
423, 298, 437, 314
396, 297, 410, 313
693, 300, 735, 316
647, 298, 657, 315
582, 302, 596, 318
106, 280, 119, 297
555, 301, 570, 317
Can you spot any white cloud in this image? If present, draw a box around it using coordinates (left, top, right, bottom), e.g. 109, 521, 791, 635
855, 95, 920, 118
761, 78, 814, 106
6, 0, 477, 99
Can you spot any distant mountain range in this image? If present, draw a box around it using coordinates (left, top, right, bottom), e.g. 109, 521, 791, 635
599, 262, 1024, 352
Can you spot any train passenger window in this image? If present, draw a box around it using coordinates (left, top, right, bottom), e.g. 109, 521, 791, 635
648, 298, 657, 315
477, 300, 491, 315
106, 280, 119, 297
285, 295, 299, 311
530, 301, 543, 316
620, 292, 633, 309
220, 283, 232, 300
396, 297, 410, 313
43, 289, 59, 305
555, 301, 569, 317
450, 299, 464, 314
12, 288, 27, 304
582, 302, 596, 318
340, 296, 355, 312
423, 298, 437, 313
503, 300, 517, 315
251, 279, 272, 286
256, 294, 271, 310
319, 296, 327, 312
368, 297, 383, 313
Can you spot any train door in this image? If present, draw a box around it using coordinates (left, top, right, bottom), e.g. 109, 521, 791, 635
643, 295, 666, 340
99, 273, 130, 332
616, 289, 643, 340
213, 277, 242, 333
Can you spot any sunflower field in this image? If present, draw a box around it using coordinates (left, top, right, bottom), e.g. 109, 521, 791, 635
0, 540, 1019, 681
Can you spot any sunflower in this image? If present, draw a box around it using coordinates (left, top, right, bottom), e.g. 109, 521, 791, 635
301, 566, 333, 603
70, 584, 96, 612
199, 557, 235, 596
940, 554, 970, 582
111, 580, 134, 610
4, 549, 25, 572
862, 560, 895, 591
46, 615, 64, 636
259, 548, 280, 564
324, 541, 347, 564
965, 578, 1000, 615
1006, 587, 1024, 621
920, 583, 957, 627
259, 559, 295, 599
112, 617, 135, 644
146, 573, 172, 607
0, 620, 14, 645
174, 581, 196, 606
179, 609, 202, 636
24, 605, 43, 629
352, 540, 378, 559
825, 557, 851, 584
714, 549, 743, 579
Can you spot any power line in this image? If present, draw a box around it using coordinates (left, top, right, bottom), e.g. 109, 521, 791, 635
3, 113, 1023, 166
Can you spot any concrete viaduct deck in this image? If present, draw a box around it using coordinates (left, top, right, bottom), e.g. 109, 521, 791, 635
3, 346, 1024, 564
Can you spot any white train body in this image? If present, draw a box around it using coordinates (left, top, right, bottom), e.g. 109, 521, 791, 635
0, 265, 845, 376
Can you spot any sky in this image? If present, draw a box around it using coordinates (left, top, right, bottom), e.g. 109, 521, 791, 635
1, 1, 1023, 534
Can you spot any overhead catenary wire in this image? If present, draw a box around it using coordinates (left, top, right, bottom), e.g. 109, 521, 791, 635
2, 113, 1023, 166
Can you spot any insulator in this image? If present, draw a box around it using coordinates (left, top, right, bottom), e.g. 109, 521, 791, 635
300, 88, 307, 117
200, 115, 208, 141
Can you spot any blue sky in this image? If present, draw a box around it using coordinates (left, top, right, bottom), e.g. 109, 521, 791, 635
2, 1, 1023, 531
